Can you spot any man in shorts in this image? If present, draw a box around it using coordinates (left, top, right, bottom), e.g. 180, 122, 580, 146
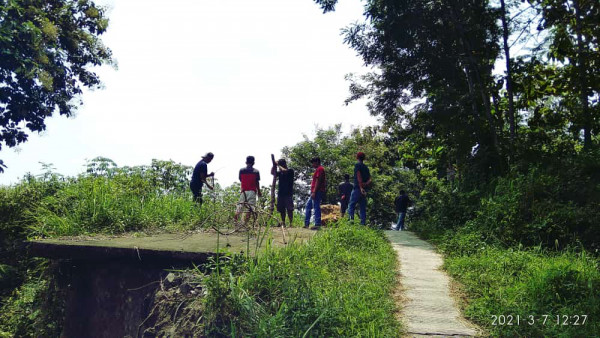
271, 158, 294, 226
235, 156, 261, 224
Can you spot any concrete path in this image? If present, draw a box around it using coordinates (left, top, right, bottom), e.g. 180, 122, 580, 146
386, 231, 480, 337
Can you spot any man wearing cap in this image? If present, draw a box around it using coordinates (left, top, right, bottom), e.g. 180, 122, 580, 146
348, 152, 371, 225
305, 157, 326, 229
190, 152, 215, 205
235, 155, 262, 223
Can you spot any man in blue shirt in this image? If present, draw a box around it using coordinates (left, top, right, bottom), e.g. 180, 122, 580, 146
190, 152, 214, 205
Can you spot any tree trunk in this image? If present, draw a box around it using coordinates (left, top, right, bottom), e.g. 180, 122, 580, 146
500, 0, 517, 143
573, 0, 592, 149
269, 154, 277, 215
448, 4, 500, 155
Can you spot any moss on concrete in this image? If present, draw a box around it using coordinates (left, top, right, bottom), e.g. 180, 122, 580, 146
29, 227, 317, 262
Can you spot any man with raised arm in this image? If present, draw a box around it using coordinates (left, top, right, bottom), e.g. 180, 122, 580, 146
271, 158, 295, 226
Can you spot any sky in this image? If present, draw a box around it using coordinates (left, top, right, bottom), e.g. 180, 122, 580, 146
0, 0, 378, 187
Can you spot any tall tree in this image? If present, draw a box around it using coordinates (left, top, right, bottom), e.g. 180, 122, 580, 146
0, 0, 113, 171
316, 0, 503, 173
500, 0, 517, 143
530, 0, 599, 149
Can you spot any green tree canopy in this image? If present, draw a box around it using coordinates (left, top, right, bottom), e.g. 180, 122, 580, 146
313, 0, 599, 180
0, 0, 113, 171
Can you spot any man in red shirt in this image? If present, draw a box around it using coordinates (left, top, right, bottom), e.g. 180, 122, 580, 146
304, 157, 326, 228
235, 155, 261, 224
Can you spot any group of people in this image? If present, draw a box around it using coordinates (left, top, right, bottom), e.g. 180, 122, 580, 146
189, 151, 410, 230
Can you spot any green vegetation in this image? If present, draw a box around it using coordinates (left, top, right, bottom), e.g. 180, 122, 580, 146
445, 246, 599, 337
198, 224, 400, 337
306, 0, 600, 336
0, 158, 279, 336
0, 159, 399, 337
1, 0, 599, 336
404, 158, 600, 336
0, 261, 65, 338
0, 0, 113, 171
399, 158, 600, 337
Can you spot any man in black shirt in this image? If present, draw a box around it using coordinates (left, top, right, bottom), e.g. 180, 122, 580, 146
271, 158, 294, 226
393, 190, 410, 230
338, 174, 353, 217
348, 152, 372, 225
190, 152, 214, 205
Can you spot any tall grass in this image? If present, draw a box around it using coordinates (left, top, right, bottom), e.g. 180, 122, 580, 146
444, 245, 600, 337
28, 184, 201, 236
8, 175, 258, 238
200, 223, 401, 337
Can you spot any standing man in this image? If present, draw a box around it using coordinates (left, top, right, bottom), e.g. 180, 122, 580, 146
338, 174, 353, 217
271, 159, 294, 226
235, 156, 261, 223
304, 157, 326, 229
190, 152, 214, 205
348, 152, 372, 225
393, 190, 410, 231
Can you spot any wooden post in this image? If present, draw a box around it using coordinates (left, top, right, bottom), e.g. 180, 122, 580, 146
269, 154, 277, 215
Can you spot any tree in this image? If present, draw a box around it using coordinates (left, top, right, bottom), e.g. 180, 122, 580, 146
500, 0, 517, 143
318, 0, 504, 175
0, 0, 113, 172
530, 0, 599, 150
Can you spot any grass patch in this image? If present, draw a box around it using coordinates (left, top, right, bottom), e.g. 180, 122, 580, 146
444, 244, 600, 337
198, 223, 401, 337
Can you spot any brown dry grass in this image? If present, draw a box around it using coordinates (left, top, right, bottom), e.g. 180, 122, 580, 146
320, 204, 341, 226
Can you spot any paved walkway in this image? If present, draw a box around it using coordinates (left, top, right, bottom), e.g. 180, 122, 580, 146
386, 231, 480, 337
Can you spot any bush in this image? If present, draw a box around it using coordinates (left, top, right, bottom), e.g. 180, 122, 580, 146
462, 169, 599, 250
0, 262, 65, 338
412, 164, 600, 252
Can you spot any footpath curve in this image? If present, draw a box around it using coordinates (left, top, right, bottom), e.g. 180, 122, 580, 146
386, 231, 480, 337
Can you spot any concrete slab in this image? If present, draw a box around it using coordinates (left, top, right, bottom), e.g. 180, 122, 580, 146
29, 227, 316, 263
